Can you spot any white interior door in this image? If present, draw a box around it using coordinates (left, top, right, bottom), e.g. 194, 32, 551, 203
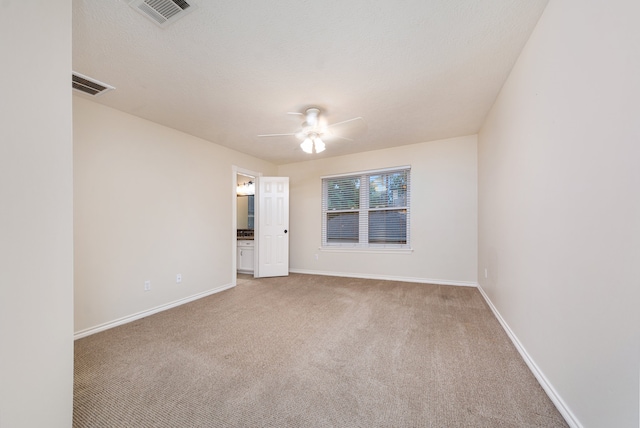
256, 176, 289, 277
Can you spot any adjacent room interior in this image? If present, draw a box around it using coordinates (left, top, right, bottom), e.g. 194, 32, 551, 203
2, 1, 638, 427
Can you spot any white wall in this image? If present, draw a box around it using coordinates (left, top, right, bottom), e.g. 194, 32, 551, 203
0, 1, 73, 427
478, 0, 640, 426
74, 97, 276, 334
278, 135, 477, 285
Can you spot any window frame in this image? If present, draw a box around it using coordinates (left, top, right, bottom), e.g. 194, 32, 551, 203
321, 166, 411, 252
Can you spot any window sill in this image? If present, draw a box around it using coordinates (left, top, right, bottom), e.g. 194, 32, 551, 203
319, 247, 414, 255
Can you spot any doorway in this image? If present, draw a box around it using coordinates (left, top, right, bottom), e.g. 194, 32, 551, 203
233, 167, 260, 284
236, 172, 255, 275
232, 167, 290, 283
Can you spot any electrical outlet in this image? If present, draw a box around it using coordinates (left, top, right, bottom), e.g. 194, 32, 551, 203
314, 254, 318, 261
484, 268, 488, 279
176, 273, 182, 284
144, 280, 151, 291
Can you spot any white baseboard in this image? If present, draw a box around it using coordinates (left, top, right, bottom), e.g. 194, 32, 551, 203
476, 284, 582, 428
74, 282, 235, 340
288, 268, 478, 288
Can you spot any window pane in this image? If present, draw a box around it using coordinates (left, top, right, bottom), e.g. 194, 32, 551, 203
327, 212, 359, 243
327, 177, 360, 210
369, 171, 408, 209
368, 210, 407, 244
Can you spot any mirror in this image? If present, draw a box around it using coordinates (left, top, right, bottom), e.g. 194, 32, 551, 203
237, 195, 254, 229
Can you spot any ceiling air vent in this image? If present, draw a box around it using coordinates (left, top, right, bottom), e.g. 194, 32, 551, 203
72, 72, 115, 97
129, 0, 197, 28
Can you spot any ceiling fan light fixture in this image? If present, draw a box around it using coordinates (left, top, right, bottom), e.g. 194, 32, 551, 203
301, 138, 313, 154
314, 137, 325, 153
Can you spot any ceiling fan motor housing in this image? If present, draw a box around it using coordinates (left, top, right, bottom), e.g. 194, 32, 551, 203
304, 107, 320, 126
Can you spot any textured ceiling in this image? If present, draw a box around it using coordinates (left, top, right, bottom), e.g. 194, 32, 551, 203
73, 0, 549, 165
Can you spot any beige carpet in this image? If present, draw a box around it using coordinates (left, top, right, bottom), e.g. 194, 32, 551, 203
74, 274, 568, 427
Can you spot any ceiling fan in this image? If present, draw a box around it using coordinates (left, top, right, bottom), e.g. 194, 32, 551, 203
258, 107, 366, 154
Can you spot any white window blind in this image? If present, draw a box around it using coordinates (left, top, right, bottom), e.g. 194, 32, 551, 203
322, 166, 410, 249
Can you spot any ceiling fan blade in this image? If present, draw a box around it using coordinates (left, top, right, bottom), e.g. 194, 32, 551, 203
326, 134, 354, 142
327, 117, 364, 128
325, 116, 367, 140
257, 133, 296, 137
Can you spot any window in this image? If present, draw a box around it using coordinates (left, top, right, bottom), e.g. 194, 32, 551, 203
322, 166, 410, 250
